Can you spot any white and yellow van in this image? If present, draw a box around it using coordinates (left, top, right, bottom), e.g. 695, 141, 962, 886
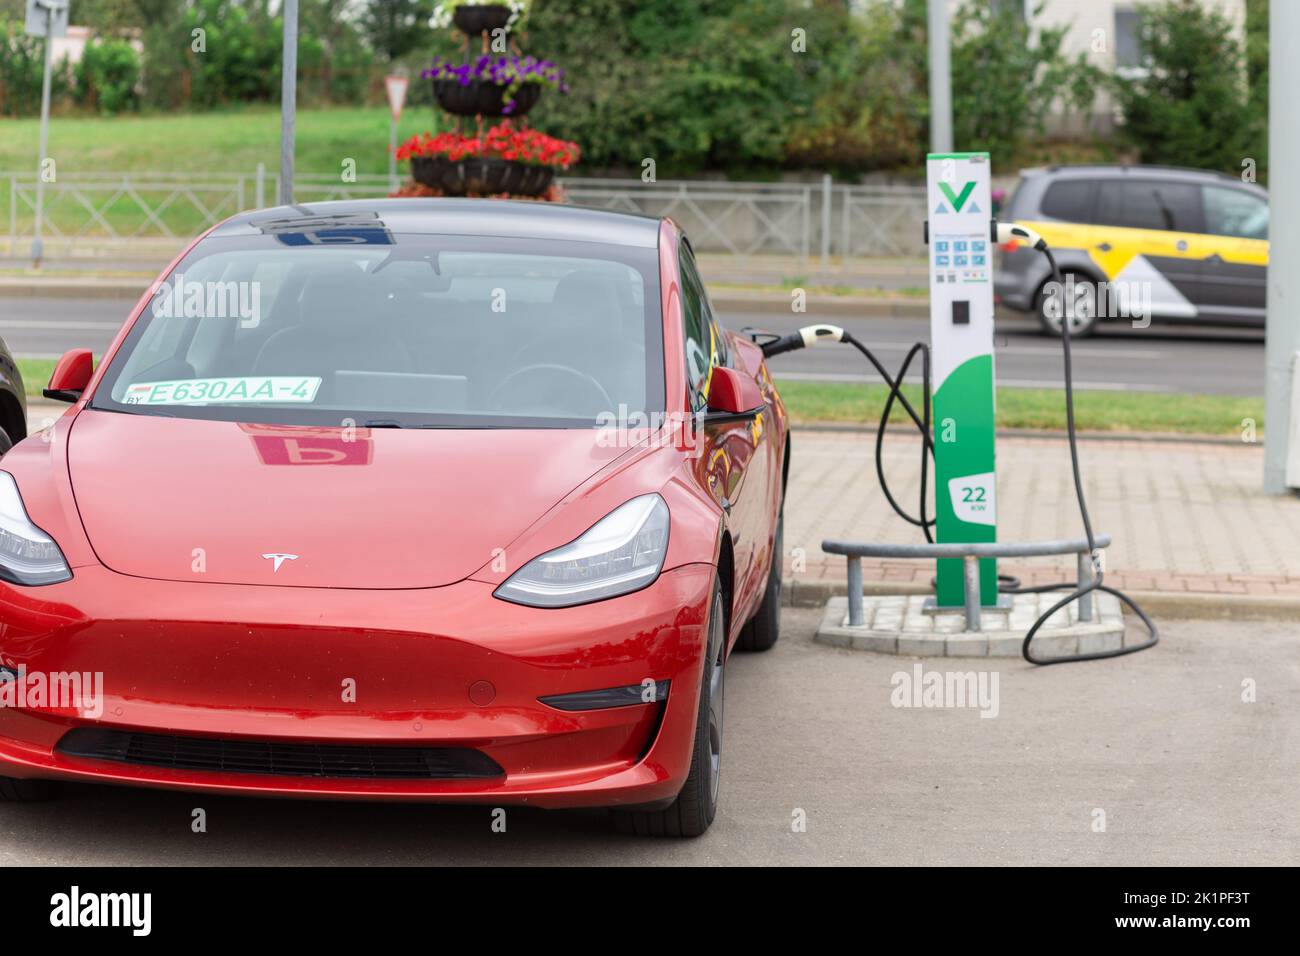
994, 165, 1268, 336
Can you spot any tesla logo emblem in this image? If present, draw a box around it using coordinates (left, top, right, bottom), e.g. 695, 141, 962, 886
261, 553, 298, 573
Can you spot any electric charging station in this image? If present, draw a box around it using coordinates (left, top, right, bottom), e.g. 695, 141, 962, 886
926, 152, 998, 607
757, 154, 1158, 664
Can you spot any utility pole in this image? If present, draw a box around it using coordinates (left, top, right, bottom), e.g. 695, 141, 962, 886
24, 0, 69, 269
928, 0, 953, 154
1265, 0, 1298, 493
279, 0, 299, 205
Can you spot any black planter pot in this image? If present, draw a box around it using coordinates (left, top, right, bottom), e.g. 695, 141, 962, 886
409, 156, 449, 190
452, 4, 513, 37
409, 156, 554, 197
432, 78, 541, 117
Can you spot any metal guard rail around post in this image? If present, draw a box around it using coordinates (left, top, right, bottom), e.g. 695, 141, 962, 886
822, 535, 1112, 632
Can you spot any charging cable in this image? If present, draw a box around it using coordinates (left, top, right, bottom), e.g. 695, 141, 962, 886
751, 227, 1157, 665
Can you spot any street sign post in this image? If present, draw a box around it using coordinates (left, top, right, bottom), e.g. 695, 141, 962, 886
24, 0, 69, 268
279, 0, 298, 205
926, 152, 998, 607
385, 75, 409, 191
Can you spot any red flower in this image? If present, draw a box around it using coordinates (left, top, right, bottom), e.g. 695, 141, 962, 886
395, 122, 581, 170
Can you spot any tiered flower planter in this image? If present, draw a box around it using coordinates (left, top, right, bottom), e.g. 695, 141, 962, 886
411, 155, 554, 197
451, 3, 513, 35
395, 2, 578, 200
432, 78, 541, 118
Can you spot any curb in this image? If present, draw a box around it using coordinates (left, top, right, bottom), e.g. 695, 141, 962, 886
814, 593, 1130, 658
0, 280, 930, 316
782, 576, 1300, 622
788, 421, 1249, 446
710, 293, 927, 319
23, 400, 69, 424
0, 277, 149, 300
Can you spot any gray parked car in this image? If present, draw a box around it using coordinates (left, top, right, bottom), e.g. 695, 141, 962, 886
0, 337, 26, 454
994, 165, 1269, 336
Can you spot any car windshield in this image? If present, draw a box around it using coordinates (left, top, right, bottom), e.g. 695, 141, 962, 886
91, 231, 664, 428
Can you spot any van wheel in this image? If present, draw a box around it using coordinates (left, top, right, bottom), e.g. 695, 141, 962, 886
1037, 272, 1101, 338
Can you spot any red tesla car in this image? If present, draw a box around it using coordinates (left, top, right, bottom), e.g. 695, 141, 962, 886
0, 200, 788, 836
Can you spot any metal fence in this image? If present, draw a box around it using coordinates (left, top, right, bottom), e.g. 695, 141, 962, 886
3, 169, 928, 264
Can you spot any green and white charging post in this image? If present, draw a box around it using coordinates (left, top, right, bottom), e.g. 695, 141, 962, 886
926, 152, 998, 607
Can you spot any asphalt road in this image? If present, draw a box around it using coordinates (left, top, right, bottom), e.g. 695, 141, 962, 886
0, 296, 1266, 397
1, 610, 1295, 866
723, 309, 1265, 396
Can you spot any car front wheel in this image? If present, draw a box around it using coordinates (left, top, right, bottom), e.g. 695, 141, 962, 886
611, 577, 725, 837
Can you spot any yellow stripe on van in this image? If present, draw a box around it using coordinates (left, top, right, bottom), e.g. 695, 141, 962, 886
1018, 219, 1268, 280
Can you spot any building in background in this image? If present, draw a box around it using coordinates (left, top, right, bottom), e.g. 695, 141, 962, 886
982, 0, 1247, 133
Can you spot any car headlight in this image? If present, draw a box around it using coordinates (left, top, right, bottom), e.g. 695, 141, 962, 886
0, 472, 72, 586
494, 494, 670, 608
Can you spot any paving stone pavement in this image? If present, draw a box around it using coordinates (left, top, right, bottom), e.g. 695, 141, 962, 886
814, 592, 1128, 657
782, 429, 1300, 597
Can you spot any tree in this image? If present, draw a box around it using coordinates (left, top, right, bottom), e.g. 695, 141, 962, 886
358, 0, 433, 63
1111, 0, 1255, 173
77, 36, 141, 113
949, 1, 1100, 165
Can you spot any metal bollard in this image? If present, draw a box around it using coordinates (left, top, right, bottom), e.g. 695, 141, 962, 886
962, 555, 981, 631
1076, 551, 1094, 622
847, 555, 864, 626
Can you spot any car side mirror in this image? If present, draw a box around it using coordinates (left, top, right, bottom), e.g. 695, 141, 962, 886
44, 349, 94, 403
703, 367, 764, 422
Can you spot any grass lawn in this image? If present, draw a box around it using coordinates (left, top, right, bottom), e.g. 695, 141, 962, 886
0, 107, 441, 240
17, 358, 57, 398
774, 379, 1261, 437
0, 106, 439, 178
14, 357, 1260, 436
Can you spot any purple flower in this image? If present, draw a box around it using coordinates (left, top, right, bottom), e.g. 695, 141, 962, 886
423, 54, 568, 92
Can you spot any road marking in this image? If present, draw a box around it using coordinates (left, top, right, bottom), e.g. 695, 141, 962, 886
1, 320, 122, 331
859, 341, 1165, 360
774, 371, 1173, 392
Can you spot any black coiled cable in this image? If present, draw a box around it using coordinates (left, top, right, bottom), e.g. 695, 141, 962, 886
836, 248, 1157, 665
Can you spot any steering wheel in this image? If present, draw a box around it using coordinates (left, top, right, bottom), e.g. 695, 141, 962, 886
488, 363, 614, 415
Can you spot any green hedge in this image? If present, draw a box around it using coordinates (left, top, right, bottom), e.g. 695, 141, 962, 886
0, 0, 1271, 178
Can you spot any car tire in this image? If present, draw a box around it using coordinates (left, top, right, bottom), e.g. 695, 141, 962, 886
737, 510, 782, 652
0, 426, 11, 457
1036, 271, 1101, 338
0, 775, 55, 802
611, 577, 725, 838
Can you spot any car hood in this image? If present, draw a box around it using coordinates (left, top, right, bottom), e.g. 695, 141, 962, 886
67, 410, 632, 589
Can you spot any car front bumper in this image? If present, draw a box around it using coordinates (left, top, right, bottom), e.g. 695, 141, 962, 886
0, 562, 714, 808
